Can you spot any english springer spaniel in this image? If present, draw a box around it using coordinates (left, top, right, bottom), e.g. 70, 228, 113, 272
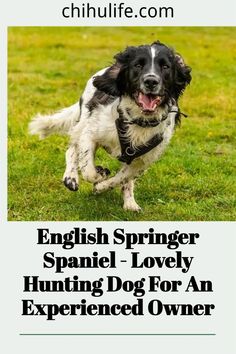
29, 40, 191, 211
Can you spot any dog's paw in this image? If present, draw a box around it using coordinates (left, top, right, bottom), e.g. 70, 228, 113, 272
123, 200, 142, 212
93, 182, 101, 194
95, 165, 111, 177
93, 180, 110, 194
82, 166, 110, 184
63, 173, 79, 191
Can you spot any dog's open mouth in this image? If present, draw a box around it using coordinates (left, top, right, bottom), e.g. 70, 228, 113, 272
135, 92, 163, 113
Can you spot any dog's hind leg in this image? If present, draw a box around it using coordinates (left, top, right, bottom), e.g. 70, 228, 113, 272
122, 180, 141, 212
78, 134, 109, 184
63, 144, 80, 191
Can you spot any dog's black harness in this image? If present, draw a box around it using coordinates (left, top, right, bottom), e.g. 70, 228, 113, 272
116, 107, 185, 165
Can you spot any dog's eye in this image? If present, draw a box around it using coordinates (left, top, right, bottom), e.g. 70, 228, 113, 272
162, 64, 169, 70
135, 63, 143, 69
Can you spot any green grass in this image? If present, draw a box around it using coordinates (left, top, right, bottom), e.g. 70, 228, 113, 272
8, 27, 236, 221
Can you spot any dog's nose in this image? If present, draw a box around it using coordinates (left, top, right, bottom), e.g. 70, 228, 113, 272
144, 76, 160, 90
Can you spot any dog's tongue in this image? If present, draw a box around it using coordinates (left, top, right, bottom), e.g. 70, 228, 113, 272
138, 93, 162, 111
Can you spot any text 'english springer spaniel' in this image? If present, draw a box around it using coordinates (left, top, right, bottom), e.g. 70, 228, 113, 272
29, 41, 192, 211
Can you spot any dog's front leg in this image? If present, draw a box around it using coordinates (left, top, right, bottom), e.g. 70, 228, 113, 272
122, 180, 141, 212
63, 144, 80, 191
78, 133, 110, 184
94, 163, 143, 192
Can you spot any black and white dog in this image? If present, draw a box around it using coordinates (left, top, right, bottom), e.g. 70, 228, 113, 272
29, 40, 191, 211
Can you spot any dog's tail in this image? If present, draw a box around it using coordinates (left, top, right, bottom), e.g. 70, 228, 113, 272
29, 101, 80, 139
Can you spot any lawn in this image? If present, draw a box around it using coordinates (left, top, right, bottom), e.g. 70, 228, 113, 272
8, 27, 236, 221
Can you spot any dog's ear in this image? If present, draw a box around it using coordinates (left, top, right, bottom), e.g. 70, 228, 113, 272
114, 46, 137, 94
114, 46, 137, 65
173, 53, 192, 99
93, 64, 122, 96
93, 46, 137, 96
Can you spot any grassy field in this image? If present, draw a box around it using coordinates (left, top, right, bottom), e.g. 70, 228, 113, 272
8, 27, 236, 221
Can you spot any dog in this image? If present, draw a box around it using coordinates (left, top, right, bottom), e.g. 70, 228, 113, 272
29, 40, 191, 211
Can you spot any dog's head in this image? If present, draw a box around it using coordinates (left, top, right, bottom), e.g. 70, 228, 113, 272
93, 41, 192, 114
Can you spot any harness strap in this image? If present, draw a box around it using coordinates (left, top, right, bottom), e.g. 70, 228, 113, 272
115, 106, 187, 165
115, 117, 164, 165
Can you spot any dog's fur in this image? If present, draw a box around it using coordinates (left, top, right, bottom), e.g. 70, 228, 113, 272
29, 40, 191, 211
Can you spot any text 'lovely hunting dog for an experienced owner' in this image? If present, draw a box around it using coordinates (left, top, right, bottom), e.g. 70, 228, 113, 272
29, 40, 192, 211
